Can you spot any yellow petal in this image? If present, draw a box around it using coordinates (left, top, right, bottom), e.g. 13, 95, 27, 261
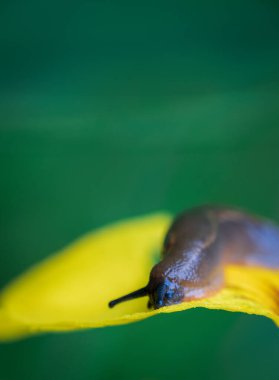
0, 213, 278, 342
0, 310, 30, 341
0, 213, 171, 340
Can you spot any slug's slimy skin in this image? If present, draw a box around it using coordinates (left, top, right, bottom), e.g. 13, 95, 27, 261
109, 206, 279, 310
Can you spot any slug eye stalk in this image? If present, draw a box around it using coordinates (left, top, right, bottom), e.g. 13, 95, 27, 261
108, 286, 148, 308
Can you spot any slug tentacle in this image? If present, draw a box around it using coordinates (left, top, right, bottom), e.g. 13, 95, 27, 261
108, 286, 148, 308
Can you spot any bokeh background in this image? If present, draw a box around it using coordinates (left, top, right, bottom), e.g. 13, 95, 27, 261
1, 0, 279, 379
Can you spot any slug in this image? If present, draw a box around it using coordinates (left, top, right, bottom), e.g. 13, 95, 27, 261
108, 205, 279, 310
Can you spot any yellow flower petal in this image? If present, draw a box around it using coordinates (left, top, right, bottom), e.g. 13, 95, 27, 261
0, 214, 171, 340
0, 310, 30, 341
0, 213, 278, 342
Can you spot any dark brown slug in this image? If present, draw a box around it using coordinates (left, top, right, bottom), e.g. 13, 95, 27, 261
108, 205, 279, 310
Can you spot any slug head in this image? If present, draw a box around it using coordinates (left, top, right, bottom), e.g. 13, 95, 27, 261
147, 276, 184, 309
108, 269, 184, 310
147, 262, 185, 308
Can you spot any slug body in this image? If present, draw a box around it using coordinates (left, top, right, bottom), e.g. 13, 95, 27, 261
109, 206, 279, 310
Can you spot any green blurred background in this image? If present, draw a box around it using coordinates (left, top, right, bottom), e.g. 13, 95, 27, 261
1, 0, 279, 379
